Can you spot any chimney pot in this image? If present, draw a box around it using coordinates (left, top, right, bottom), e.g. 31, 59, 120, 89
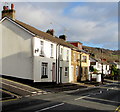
3, 6, 6, 10
11, 4, 14, 10
6, 6, 9, 10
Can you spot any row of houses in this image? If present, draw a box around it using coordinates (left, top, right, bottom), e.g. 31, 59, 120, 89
0, 4, 113, 84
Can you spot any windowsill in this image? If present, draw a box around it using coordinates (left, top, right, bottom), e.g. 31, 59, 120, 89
41, 75, 48, 79
65, 75, 68, 77
40, 54, 44, 57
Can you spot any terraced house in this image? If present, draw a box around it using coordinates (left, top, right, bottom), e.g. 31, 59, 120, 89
69, 41, 90, 82
0, 4, 90, 84
0, 4, 74, 83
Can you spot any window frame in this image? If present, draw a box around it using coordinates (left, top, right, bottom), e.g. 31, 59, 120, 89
50, 44, 54, 58
41, 62, 48, 78
66, 50, 69, 61
40, 41, 44, 56
82, 55, 87, 63
65, 67, 69, 76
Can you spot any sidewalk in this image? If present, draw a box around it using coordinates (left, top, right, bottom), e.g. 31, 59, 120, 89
104, 78, 119, 83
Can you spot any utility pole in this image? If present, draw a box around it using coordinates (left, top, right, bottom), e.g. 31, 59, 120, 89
101, 49, 104, 84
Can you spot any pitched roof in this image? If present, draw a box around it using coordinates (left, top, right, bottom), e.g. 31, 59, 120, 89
14, 19, 78, 50
1, 17, 88, 53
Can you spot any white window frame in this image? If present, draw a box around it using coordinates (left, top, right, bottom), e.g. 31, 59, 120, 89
60, 48, 63, 60
74, 53, 76, 61
67, 50, 69, 61
40, 41, 44, 56
65, 67, 69, 76
41, 62, 48, 78
51, 44, 54, 58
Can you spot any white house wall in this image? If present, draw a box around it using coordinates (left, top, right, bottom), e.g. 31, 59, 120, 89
1, 19, 33, 80
59, 45, 71, 83
33, 37, 56, 82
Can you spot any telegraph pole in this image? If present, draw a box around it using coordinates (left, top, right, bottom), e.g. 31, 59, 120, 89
101, 49, 104, 84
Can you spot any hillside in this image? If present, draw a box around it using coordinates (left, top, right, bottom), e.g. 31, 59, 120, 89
82, 46, 119, 63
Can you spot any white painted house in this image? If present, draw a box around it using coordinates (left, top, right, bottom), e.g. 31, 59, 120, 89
90, 57, 110, 75
0, 4, 73, 83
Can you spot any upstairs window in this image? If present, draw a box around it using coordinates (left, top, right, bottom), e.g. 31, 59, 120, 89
74, 53, 76, 61
67, 50, 69, 61
40, 41, 44, 56
82, 56, 87, 63
51, 44, 54, 58
60, 48, 63, 60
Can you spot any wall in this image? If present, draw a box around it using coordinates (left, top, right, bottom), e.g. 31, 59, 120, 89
58, 45, 71, 83
33, 37, 56, 82
1, 19, 33, 80
71, 50, 80, 82
81, 52, 90, 80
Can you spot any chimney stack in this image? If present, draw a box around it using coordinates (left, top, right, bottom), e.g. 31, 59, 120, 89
2, 4, 16, 20
59, 35, 67, 41
46, 29, 54, 36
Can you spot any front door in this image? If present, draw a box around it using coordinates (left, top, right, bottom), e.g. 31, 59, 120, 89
70, 66, 74, 82
60, 67, 62, 83
52, 63, 56, 82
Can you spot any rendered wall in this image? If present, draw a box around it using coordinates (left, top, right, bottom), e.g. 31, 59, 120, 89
1, 19, 33, 80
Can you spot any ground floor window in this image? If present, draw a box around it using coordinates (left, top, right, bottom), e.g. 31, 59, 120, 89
65, 67, 69, 76
82, 67, 88, 76
41, 63, 48, 78
76, 66, 79, 76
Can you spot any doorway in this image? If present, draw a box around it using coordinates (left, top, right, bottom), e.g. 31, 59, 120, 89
52, 63, 56, 82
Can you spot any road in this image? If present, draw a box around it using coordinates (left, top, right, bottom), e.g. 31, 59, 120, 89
2, 82, 120, 112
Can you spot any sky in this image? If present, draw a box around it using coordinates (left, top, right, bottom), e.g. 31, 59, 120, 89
0, 2, 118, 50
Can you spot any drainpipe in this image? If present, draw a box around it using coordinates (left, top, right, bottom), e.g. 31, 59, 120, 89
56, 44, 60, 84
58, 45, 60, 84
79, 53, 82, 82
56, 44, 58, 84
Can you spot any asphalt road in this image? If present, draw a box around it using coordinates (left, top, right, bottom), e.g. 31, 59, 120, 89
2, 82, 120, 112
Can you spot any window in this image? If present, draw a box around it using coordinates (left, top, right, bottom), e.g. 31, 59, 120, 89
40, 41, 44, 56
67, 50, 69, 61
74, 53, 76, 61
76, 66, 79, 76
41, 63, 48, 78
82, 56, 87, 62
65, 67, 69, 76
60, 48, 63, 60
78, 44, 82, 50
84, 67, 88, 75
51, 44, 53, 58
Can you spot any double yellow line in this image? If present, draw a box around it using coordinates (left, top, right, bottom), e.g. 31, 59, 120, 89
114, 105, 120, 112
0, 89, 20, 102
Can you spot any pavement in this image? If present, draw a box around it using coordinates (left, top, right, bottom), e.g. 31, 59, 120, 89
1, 75, 119, 101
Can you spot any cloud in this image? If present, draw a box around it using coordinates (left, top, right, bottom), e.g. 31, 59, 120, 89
0, 0, 119, 2
0, 2, 118, 50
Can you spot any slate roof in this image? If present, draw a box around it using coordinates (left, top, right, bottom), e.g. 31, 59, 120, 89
1, 17, 88, 54
15, 19, 79, 50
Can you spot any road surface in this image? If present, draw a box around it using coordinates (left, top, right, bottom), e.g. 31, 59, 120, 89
2, 82, 120, 112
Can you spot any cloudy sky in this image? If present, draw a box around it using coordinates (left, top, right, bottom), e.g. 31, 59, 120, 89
0, 2, 118, 50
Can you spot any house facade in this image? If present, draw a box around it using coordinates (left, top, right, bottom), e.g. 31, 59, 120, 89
71, 49, 80, 82
69, 41, 90, 82
0, 4, 72, 83
90, 57, 110, 76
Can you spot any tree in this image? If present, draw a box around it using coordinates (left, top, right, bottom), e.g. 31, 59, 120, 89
111, 65, 119, 80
